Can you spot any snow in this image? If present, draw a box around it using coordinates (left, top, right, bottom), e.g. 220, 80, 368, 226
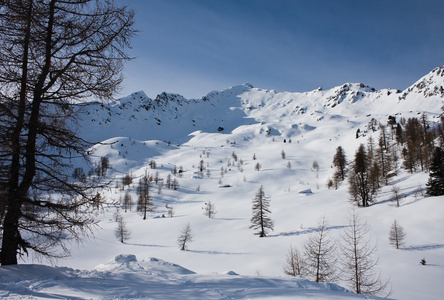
0, 255, 380, 299
2, 67, 444, 299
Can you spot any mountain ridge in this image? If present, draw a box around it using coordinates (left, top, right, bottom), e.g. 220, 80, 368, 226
79, 66, 443, 144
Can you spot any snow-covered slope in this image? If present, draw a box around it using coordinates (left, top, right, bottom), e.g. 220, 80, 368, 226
3, 67, 443, 300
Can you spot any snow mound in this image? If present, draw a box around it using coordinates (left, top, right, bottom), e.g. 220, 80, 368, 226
0, 256, 385, 299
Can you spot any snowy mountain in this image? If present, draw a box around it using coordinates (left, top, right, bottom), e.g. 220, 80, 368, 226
3, 67, 444, 299
79, 67, 443, 144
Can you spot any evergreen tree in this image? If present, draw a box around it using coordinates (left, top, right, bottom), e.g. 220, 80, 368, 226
395, 123, 404, 145
348, 144, 374, 207
250, 186, 274, 237
333, 146, 347, 182
426, 147, 444, 196
100, 156, 110, 177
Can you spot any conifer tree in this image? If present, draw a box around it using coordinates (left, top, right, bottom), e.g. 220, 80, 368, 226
178, 223, 193, 250
203, 201, 216, 218
388, 219, 406, 249
250, 186, 274, 237
339, 210, 390, 296
123, 191, 132, 213
137, 173, 155, 220
283, 245, 304, 277
348, 144, 374, 207
303, 216, 337, 283
114, 214, 131, 243
0, 0, 135, 265
333, 146, 347, 182
426, 147, 444, 196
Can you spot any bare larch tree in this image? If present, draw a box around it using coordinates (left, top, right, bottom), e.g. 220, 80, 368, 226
303, 216, 337, 283
282, 244, 304, 277
114, 213, 131, 243
137, 172, 155, 220
203, 201, 216, 218
0, 0, 135, 265
339, 210, 390, 296
178, 222, 193, 251
388, 219, 406, 249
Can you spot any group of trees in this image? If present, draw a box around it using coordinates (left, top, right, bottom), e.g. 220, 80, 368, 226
332, 112, 444, 206
0, 0, 135, 265
283, 212, 390, 297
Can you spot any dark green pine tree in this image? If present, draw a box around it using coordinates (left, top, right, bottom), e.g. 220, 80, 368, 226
426, 147, 444, 196
250, 186, 274, 237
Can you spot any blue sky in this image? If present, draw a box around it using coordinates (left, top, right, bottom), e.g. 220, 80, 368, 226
116, 0, 444, 99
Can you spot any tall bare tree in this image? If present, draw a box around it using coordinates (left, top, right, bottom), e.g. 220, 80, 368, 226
137, 172, 155, 220
0, 0, 135, 265
303, 216, 337, 283
339, 210, 390, 296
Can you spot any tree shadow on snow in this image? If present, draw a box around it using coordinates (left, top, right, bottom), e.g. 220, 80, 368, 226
125, 242, 170, 248
187, 249, 250, 256
269, 225, 348, 238
401, 243, 444, 251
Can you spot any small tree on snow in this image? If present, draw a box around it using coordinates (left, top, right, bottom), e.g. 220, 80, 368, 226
114, 214, 131, 243
312, 160, 319, 174
167, 206, 174, 218
388, 219, 406, 249
178, 223, 193, 250
203, 201, 217, 218
391, 185, 403, 207
250, 186, 274, 237
283, 244, 304, 277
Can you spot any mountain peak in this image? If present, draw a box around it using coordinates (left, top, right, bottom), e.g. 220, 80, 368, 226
405, 66, 444, 98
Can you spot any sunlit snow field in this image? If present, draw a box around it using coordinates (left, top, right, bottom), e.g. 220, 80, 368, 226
2, 68, 444, 299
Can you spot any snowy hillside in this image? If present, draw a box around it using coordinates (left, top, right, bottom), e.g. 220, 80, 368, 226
4, 67, 444, 299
